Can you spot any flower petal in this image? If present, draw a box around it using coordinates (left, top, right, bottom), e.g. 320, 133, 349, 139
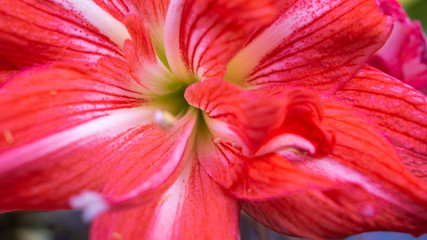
122, 14, 178, 95
185, 79, 337, 199
164, 0, 283, 80
196, 135, 339, 200
54, 0, 131, 47
243, 187, 426, 240
0, 60, 16, 85
242, 98, 427, 239
0, 0, 126, 68
226, 0, 392, 92
92, 0, 169, 52
92, 0, 169, 25
101, 107, 197, 208
336, 65, 427, 180
91, 159, 240, 240
368, 0, 427, 93
0, 63, 150, 210
185, 79, 333, 157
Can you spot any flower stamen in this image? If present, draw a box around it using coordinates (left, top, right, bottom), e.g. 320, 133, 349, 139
154, 110, 177, 130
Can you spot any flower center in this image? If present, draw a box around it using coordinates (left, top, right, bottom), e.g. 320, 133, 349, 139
151, 82, 191, 117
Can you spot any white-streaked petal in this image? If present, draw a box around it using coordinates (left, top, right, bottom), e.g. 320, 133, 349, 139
55, 0, 131, 48
163, 0, 192, 80
226, 1, 343, 83
0, 107, 155, 174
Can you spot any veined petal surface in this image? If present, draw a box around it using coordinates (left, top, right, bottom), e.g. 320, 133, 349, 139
92, 0, 169, 25
102, 108, 197, 208
226, 0, 392, 92
336, 65, 427, 180
92, 0, 169, 50
0, 0, 128, 68
91, 159, 240, 240
185, 79, 333, 157
164, 0, 283, 80
0, 63, 150, 209
243, 98, 427, 239
185, 79, 337, 199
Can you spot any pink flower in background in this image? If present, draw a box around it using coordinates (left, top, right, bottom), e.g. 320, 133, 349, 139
369, 0, 427, 94
0, 0, 427, 240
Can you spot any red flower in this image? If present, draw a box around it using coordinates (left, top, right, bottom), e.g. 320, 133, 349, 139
369, 0, 427, 94
0, 0, 426, 239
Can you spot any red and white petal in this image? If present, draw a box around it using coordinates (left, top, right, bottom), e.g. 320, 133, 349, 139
92, 0, 169, 26
226, 0, 392, 93
164, 0, 282, 80
0, 0, 127, 68
91, 159, 240, 240
196, 135, 340, 200
101, 108, 197, 208
243, 188, 426, 240
93, 0, 169, 50
336, 65, 427, 180
243, 99, 427, 239
0, 63, 147, 153
0, 64, 153, 210
122, 14, 178, 95
185, 79, 333, 157
318, 99, 427, 209
185, 79, 336, 200
54, 0, 131, 47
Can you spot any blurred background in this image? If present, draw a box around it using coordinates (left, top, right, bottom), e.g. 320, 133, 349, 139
1, 0, 427, 240
400, 0, 427, 32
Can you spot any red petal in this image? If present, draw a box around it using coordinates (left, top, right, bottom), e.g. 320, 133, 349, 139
93, 0, 169, 26
242, 98, 427, 239
336, 65, 427, 180
0, 63, 152, 210
91, 159, 239, 240
102, 108, 197, 207
122, 14, 177, 95
196, 136, 339, 200
185, 79, 333, 157
368, 0, 427, 92
185, 79, 337, 199
164, 0, 283, 79
123, 14, 157, 66
243, 188, 426, 239
226, 0, 392, 93
0, 0, 126, 68
92, 0, 169, 52
0, 60, 16, 85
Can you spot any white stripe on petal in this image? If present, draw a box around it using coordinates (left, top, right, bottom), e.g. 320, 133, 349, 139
226, 1, 340, 83
283, 153, 401, 207
151, 157, 193, 239
164, 0, 191, 80
0, 107, 154, 173
55, 0, 131, 48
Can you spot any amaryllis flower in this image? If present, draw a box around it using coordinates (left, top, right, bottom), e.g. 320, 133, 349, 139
369, 0, 427, 94
0, 0, 427, 239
